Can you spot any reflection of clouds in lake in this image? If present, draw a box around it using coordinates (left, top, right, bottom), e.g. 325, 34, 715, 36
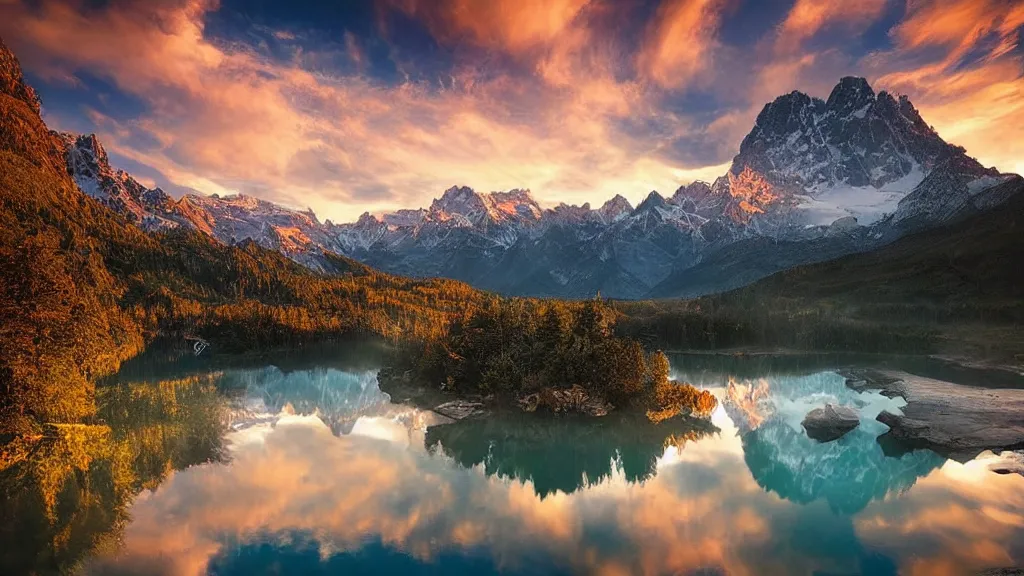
81, 407, 1024, 576
855, 459, 1024, 576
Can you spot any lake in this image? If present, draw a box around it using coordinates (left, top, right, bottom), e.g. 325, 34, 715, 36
5, 343, 1024, 575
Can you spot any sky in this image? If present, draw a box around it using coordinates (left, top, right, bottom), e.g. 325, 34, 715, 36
2, 0, 1023, 222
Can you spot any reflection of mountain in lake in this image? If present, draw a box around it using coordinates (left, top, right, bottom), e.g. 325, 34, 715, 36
224, 367, 391, 435
426, 412, 719, 497
716, 371, 906, 436
695, 369, 943, 514
742, 418, 944, 514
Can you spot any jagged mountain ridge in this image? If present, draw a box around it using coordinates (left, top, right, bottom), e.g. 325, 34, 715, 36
56, 76, 1020, 298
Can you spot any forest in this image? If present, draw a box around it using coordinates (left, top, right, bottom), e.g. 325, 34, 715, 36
412, 297, 717, 419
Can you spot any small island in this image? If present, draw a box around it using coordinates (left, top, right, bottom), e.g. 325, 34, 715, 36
380, 298, 718, 423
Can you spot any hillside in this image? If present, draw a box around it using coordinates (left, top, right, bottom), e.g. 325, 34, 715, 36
734, 178, 1024, 306
618, 182, 1024, 361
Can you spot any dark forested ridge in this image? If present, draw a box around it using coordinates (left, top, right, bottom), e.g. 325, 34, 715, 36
616, 184, 1024, 360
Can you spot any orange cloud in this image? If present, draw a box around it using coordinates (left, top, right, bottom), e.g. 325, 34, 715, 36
775, 0, 888, 54
891, 0, 1001, 52
383, 0, 590, 55
637, 0, 727, 89
0, 0, 717, 221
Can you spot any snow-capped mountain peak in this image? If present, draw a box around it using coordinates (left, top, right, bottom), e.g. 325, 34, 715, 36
825, 76, 875, 117
428, 185, 542, 226
56, 132, 182, 230
597, 194, 633, 223
635, 190, 667, 213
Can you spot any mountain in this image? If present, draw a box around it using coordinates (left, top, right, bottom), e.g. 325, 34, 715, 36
52, 72, 1021, 298
328, 77, 1016, 299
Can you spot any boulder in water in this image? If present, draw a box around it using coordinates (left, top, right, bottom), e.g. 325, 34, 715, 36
802, 404, 860, 442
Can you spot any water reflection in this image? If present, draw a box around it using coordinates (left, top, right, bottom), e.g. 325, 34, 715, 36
426, 412, 719, 497
697, 370, 945, 514
1, 372, 229, 575
743, 422, 944, 514
4, 347, 1024, 576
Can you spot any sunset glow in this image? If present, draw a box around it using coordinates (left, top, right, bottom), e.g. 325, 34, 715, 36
2, 0, 1022, 221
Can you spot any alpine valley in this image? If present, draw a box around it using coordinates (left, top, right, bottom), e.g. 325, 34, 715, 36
59, 77, 1022, 299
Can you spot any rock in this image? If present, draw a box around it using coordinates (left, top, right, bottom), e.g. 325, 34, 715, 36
870, 372, 1024, 461
802, 404, 860, 442
432, 400, 486, 420
838, 368, 903, 395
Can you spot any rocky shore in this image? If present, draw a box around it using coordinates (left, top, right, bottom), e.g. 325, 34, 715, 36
841, 369, 1024, 461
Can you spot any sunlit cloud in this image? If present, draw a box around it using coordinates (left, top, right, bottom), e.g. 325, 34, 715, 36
382, 0, 590, 55
636, 0, 727, 90
0, 0, 1020, 221
870, 0, 1024, 175
774, 0, 888, 55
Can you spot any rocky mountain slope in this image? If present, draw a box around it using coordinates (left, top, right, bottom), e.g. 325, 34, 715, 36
55, 76, 1021, 299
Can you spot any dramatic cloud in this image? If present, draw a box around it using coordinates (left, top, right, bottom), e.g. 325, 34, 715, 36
774, 0, 888, 54
383, 0, 590, 55
636, 0, 727, 89
0, 0, 1020, 220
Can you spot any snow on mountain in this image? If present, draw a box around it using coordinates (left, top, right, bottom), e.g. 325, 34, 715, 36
722, 76, 990, 234
173, 192, 344, 269
428, 185, 541, 228
795, 166, 925, 226
57, 133, 181, 231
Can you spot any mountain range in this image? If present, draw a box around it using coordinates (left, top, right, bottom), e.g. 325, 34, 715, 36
55, 74, 1022, 299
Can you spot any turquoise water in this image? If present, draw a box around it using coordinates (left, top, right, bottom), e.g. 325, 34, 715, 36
9, 347, 1024, 575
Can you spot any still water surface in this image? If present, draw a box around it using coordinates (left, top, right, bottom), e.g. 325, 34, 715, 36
11, 344, 1024, 575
